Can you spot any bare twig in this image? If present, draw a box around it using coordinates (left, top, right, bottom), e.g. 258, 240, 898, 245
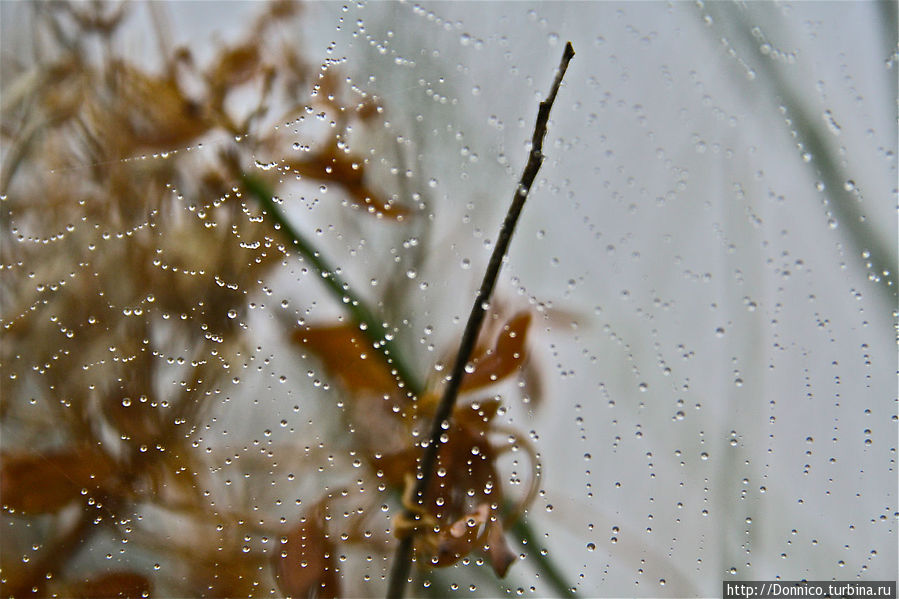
386, 41, 575, 599
240, 152, 576, 597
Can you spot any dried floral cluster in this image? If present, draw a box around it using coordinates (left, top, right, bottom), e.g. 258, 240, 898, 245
293, 309, 542, 587
1, 2, 543, 597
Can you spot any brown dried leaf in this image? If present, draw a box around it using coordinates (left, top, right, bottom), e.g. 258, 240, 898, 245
292, 324, 400, 397
103, 394, 163, 445
461, 311, 532, 393
40, 59, 87, 123
315, 71, 340, 109
284, 150, 362, 187
190, 553, 267, 599
1, 446, 115, 514
376, 448, 418, 490
484, 520, 517, 578
521, 357, 545, 407
208, 43, 261, 91
68, 571, 152, 599
345, 181, 410, 219
454, 397, 502, 431
273, 504, 340, 599
429, 503, 491, 568
100, 63, 211, 153
354, 97, 381, 121
265, 0, 302, 21
283, 145, 410, 218
165, 529, 268, 599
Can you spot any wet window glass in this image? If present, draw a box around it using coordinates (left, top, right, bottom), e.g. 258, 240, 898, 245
1, 2, 895, 597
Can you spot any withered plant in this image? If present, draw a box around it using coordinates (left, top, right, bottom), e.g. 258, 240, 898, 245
1, 2, 572, 597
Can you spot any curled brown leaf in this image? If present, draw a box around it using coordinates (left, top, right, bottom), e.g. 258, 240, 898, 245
273, 502, 340, 599
461, 311, 533, 393
67, 571, 152, 599
1, 446, 116, 514
484, 520, 517, 578
291, 324, 401, 397
283, 144, 410, 218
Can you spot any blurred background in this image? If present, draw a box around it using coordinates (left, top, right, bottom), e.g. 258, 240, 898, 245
1, 2, 895, 597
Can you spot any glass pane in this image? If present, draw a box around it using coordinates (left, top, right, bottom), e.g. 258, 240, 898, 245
2, 2, 895, 597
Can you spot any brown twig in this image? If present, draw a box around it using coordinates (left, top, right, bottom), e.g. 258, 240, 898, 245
385, 41, 575, 599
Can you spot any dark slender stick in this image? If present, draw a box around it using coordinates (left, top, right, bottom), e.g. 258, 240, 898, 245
385, 42, 575, 599
240, 154, 576, 597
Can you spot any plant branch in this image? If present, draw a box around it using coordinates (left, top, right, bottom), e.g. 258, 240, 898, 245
239, 156, 576, 597
386, 42, 575, 599
510, 516, 575, 597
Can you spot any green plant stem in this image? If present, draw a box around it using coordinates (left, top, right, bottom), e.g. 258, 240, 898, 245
386, 42, 575, 599
510, 516, 576, 598
240, 173, 423, 396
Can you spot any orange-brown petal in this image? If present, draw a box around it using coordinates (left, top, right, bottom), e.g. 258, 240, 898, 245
273, 505, 340, 599
1, 446, 115, 514
68, 571, 152, 599
291, 324, 400, 397
460, 311, 532, 393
